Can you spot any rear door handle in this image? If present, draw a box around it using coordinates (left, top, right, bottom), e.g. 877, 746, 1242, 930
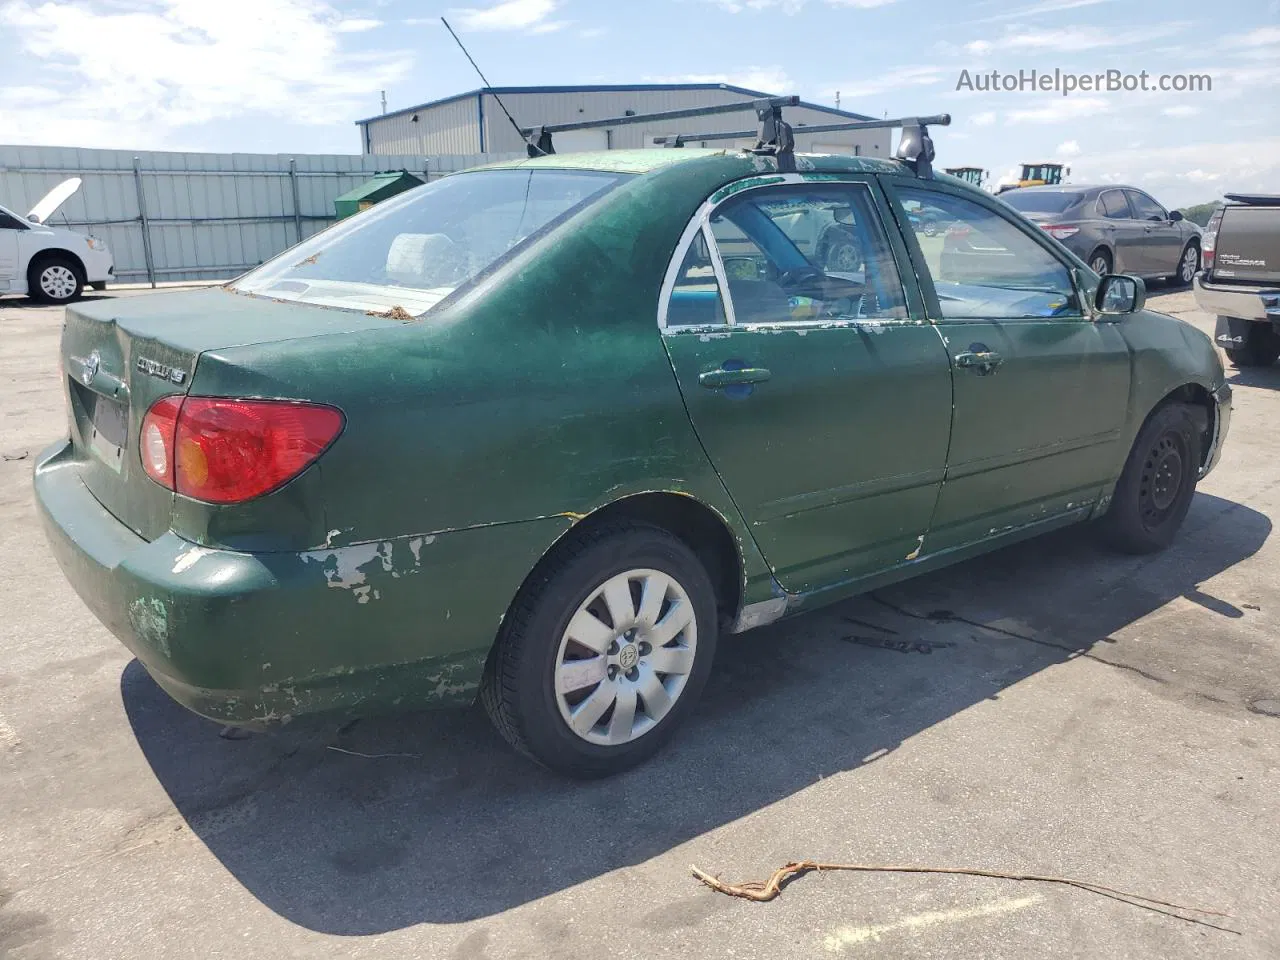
699, 367, 772, 388
954, 350, 1003, 372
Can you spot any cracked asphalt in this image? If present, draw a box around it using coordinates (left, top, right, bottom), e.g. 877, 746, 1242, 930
2, 286, 1278, 959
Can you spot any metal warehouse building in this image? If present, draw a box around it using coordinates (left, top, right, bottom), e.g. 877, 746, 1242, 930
356, 84, 890, 158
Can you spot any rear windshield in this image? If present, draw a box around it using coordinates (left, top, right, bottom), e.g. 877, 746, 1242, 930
1002, 191, 1083, 214
232, 168, 630, 316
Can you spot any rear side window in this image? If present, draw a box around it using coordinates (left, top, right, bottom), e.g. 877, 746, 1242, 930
695, 183, 907, 324
233, 169, 629, 317
667, 232, 728, 327
1002, 191, 1081, 215
895, 186, 1080, 320
1098, 191, 1131, 220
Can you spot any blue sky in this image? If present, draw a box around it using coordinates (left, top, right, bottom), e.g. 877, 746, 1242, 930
2, 0, 1277, 206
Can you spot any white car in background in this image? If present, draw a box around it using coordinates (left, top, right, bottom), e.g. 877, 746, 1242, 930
0, 178, 114, 304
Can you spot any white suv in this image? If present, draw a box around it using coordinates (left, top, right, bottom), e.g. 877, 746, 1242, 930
0, 178, 114, 304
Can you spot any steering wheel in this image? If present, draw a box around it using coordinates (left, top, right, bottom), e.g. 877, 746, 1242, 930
777, 266, 825, 291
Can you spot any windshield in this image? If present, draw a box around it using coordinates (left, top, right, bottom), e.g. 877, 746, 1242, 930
233, 168, 630, 316
1002, 191, 1082, 215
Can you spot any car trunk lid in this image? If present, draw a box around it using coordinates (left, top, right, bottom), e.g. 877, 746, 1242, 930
60, 288, 403, 541
1212, 202, 1280, 285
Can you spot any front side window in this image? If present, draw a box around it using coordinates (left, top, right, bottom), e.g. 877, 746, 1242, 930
1126, 190, 1167, 222
233, 169, 629, 317
895, 186, 1080, 321
677, 182, 907, 326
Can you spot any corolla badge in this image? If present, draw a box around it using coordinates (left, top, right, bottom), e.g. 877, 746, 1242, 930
135, 357, 188, 384
80, 351, 100, 385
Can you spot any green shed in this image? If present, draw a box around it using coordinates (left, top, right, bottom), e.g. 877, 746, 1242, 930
333, 171, 424, 220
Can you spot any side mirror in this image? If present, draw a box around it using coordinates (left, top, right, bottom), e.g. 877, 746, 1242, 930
1169, 210, 1184, 222
1096, 274, 1146, 316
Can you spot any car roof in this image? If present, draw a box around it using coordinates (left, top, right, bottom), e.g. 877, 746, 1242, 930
1012, 184, 1159, 195
477, 148, 908, 177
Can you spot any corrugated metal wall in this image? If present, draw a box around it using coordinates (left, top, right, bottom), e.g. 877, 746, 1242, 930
0, 145, 519, 285
360, 96, 483, 155
363, 89, 893, 159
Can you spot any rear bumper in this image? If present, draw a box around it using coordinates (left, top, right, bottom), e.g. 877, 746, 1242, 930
34, 440, 563, 727
1194, 275, 1280, 324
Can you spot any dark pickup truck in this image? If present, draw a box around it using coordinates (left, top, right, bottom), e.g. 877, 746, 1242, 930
1194, 194, 1280, 366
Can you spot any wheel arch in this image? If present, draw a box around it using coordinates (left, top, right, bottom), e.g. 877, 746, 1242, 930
1144, 382, 1216, 469
505, 491, 747, 637
28, 247, 88, 283
1087, 243, 1114, 272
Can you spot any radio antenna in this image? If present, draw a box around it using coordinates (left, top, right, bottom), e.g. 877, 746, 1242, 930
440, 17, 546, 155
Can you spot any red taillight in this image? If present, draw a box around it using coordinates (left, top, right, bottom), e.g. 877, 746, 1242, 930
1041, 224, 1080, 240
140, 396, 181, 488
1202, 210, 1223, 273
140, 397, 344, 504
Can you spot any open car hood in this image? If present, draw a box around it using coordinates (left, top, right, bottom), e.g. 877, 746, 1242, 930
28, 177, 82, 224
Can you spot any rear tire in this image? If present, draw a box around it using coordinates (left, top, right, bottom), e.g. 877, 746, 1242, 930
1223, 320, 1280, 368
481, 522, 717, 778
1100, 403, 1201, 554
28, 255, 83, 304
1088, 249, 1113, 276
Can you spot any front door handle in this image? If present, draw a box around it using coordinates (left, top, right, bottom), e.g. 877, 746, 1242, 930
954, 350, 1003, 373
699, 366, 772, 388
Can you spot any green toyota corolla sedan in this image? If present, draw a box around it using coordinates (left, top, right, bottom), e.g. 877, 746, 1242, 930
35, 148, 1230, 777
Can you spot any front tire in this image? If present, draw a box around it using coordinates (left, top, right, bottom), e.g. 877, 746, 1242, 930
1100, 403, 1201, 554
482, 522, 718, 778
28, 255, 83, 304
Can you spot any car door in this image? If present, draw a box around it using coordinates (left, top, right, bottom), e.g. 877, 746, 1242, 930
1095, 189, 1148, 274
1126, 189, 1182, 277
885, 181, 1132, 554
0, 209, 24, 293
660, 175, 954, 594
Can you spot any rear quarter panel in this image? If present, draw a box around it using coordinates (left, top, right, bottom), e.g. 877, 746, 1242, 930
188, 157, 789, 617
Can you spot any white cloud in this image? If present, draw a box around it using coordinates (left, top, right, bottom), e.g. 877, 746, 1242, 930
963, 22, 1188, 54
1005, 96, 1108, 123
1220, 25, 1280, 47
451, 0, 559, 31
645, 67, 793, 94
334, 17, 382, 32
1162, 104, 1200, 118
970, 0, 1115, 23
0, 0, 411, 148
1056, 139, 1081, 158
971, 110, 997, 126
1072, 137, 1280, 206
578, 26, 609, 39
706, 0, 897, 11
827, 66, 943, 99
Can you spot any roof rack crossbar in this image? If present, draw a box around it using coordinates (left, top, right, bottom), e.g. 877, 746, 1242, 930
518, 97, 800, 137
651, 114, 951, 144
